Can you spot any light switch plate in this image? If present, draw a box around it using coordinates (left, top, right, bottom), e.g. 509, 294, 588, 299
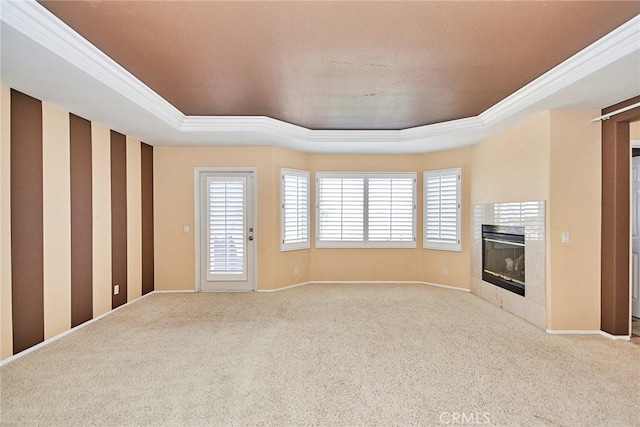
561, 232, 570, 243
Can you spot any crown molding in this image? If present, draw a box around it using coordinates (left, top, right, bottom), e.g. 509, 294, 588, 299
181, 116, 311, 140
480, 14, 640, 127
1, 1, 638, 152
0, 0, 184, 129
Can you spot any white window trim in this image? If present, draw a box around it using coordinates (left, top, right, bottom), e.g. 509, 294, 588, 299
280, 168, 310, 252
423, 168, 461, 252
315, 172, 417, 249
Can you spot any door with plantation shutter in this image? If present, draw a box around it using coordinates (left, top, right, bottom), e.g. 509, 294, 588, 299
424, 168, 461, 251
199, 171, 255, 291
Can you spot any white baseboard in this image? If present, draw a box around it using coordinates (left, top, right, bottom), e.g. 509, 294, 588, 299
0, 291, 155, 367
546, 329, 631, 341
599, 331, 631, 340
256, 281, 313, 293
153, 289, 196, 293
546, 329, 601, 335
257, 280, 470, 293
418, 281, 471, 293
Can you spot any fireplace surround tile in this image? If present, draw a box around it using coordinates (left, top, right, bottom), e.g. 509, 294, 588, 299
503, 288, 526, 318
471, 277, 482, 295
525, 298, 546, 330
526, 251, 545, 282
524, 271, 545, 306
472, 201, 546, 330
481, 280, 501, 307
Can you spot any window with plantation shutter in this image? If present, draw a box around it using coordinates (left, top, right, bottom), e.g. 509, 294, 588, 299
367, 175, 416, 246
424, 168, 461, 251
317, 173, 365, 247
316, 172, 416, 248
280, 169, 310, 251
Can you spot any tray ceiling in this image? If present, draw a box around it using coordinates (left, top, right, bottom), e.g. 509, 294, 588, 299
38, 1, 640, 130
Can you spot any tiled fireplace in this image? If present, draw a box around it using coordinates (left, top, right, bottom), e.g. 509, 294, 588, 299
471, 201, 546, 329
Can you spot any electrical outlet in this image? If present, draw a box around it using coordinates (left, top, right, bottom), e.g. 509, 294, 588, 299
114, 284, 119, 295
442, 267, 448, 276
294, 267, 299, 275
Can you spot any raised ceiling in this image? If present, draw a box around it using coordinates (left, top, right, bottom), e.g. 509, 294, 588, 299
1, 1, 639, 153
38, 1, 640, 130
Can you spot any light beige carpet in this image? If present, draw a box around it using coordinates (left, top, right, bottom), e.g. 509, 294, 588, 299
1, 284, 639, 426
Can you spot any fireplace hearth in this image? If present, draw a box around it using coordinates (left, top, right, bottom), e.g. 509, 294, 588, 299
482, 224, 525, 296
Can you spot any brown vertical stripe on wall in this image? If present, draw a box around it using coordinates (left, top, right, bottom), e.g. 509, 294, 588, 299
10, 90, 44, 354
141, 143, 154, 295
111, 131, 127, 308
70, 114, 93, 327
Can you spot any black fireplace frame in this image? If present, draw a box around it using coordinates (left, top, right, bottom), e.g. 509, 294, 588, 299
482, 224, 525, 296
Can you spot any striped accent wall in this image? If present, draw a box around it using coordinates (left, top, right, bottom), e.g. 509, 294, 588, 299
70, 114, 93, 328
10, 89, 44, 354
0, 87, 154, 360
110, 131, 127, 309
141, 143, 154, 295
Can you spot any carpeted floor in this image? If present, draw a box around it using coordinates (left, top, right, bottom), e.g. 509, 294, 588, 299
1, 284, 639, 426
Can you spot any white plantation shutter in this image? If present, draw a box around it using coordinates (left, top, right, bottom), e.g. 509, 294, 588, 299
495, 201, 539, 225
316, 172, 416, 248
424, 168, 461, 251
281, 169, 310, 251
207, 177, 246, 278
494, 201, 544, 240
368, 175, 416, 245
317, 174, 365, 246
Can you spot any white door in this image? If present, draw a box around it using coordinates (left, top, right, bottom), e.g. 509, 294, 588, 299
199, 171, 256, 292
632, 157, 640, 317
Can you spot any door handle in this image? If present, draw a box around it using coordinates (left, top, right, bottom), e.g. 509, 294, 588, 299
248, 236, 254, 241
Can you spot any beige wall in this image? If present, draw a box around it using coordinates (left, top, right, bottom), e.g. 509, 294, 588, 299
154, 148, 474, 290
630, 121, 640, 139
309, 154, 425, 282
471, 110, 603, 330
153, 146, 312, 291
1, 84, 13, 360
42, 102, 72, 339
150, 110, 606, 330
547, 110, 601, 330
471, 112, 551, 205
422, 147, 472, 289
127, 137, 143, 301
91, 123, 113, 317
271, 148, 311, 287
154, 146, 278, 290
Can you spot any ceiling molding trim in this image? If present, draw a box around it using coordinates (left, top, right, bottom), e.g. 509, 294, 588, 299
181, 116, 484, 144
400, 117, 484, 140
480, 14, 640, 126
181, 116, 311, 140
0, 0, 185, 129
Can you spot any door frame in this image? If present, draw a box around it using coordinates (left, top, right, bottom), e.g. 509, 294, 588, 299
632, 151, 640, 319
194, 167, 258, 292
601, 96, 640, 336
